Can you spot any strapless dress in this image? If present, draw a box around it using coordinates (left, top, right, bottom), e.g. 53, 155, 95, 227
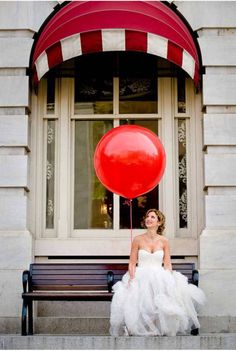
109, 249, 206, 336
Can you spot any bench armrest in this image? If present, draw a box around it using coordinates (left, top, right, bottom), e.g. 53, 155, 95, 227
107, 271, 114, 293
22, 270, 30, 293
192, 269, 199, 287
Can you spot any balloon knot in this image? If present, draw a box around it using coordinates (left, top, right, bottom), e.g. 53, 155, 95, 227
123, 199, 132, 206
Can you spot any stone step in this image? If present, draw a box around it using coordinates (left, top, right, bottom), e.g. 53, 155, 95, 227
2, 316, 236, 335
35, 316, 236, 335
35, 317, 110, 335
37, 301, 110, 318
1, 334, 236, 350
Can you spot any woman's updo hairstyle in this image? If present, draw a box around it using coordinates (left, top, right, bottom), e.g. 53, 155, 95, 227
142, 209, 166, 235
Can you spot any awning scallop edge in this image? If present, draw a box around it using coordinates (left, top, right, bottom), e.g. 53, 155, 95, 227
31, 1, 201, 88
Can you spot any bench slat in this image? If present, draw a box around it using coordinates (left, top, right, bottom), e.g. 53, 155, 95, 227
31, 264, 128, 270
32, 279, 108, 284
22, 292, 113, 301
31, 284, 108, 291
31, 269, 126, 275
32, 274, 113, 280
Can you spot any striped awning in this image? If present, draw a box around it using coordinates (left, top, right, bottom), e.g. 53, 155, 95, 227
31, 1, 201, 88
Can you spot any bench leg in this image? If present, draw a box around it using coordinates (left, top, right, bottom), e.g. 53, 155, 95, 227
21, 299, 28, 336
28, 300, 33, 335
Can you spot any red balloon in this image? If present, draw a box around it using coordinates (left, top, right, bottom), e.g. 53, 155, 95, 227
94, 125, 166, 199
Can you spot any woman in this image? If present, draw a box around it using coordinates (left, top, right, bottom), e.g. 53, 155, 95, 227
110, 209, 206, 336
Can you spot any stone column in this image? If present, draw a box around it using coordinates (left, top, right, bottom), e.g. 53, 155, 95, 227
200, 96, 236, 331
175, 1, 236, 332
0, 1, 54, 333
199, 28, 236, 332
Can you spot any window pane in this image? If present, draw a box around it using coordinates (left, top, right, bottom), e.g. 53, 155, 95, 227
47, 77, 55, 114
74, 120, 113, 229
74, 77, 113, 114
46, 120, 56, 228
178, 119, 188, 228
119, 77, 157, 114
119, 119, 159, 229
177, 75, 186, 113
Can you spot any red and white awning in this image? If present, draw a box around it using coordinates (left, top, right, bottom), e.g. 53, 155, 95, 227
31, 1, 201, 88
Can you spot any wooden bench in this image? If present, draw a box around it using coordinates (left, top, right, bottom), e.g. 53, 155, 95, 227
21, 262, 199, 336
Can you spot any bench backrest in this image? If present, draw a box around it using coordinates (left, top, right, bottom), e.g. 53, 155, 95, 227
29, 263, 128, 291
29, 262, 196, 291
172, 263, 196, 283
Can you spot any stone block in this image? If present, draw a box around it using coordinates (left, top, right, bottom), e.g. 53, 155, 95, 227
0, 189, 27, 230
204, 114, 236, 145
199, 36, 236, 66
199, 270, 236, 316
0, 115, 28, 146
200, 230, 236, 269
0, 38, 33, 67
0, 155, 27, 187
0, 2, 53, 31
203, 75, 236, 105
0, 270, 22, 317
205, 195, 236, 228
176, 1, 236, 30
0, 231, 32, 270
205, 154, 236, 186
0, 77, 29, 107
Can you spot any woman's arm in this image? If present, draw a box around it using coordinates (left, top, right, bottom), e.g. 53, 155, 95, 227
128, 236, 139, 279
163, 239, 172, 271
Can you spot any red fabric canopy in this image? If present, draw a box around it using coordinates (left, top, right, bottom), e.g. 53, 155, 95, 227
31, 1, 200, 87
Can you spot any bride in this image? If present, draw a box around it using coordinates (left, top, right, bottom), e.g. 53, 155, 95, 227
110, 209, 206, 336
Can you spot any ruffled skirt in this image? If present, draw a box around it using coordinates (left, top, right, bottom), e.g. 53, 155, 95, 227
109, 266, 206, 336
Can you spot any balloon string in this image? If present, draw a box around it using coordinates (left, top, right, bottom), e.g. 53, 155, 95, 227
130, 199, 133, 245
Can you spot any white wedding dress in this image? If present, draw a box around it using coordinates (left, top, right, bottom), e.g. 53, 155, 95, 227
110, 249, 206, 336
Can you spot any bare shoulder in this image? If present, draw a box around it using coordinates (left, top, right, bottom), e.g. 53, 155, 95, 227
133, 233, 147, 247
159, 235, 169, 245
133, 234, 145, 243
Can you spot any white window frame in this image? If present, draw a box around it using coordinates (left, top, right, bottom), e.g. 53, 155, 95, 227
32, 72, 204, 257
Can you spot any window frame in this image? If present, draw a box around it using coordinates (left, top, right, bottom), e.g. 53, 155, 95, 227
33, 71, 203, 252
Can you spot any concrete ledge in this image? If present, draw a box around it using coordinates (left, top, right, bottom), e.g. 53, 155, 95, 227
0, 334, 236, 350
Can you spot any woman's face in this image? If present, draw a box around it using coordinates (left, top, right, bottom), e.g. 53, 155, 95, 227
145, 211, 159, 229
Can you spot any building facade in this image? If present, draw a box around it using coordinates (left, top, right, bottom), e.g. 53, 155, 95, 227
0, 0, 236, 333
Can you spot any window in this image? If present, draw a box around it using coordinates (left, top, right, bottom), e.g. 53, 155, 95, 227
36, 52, 202, 248
74, 120, 113, 229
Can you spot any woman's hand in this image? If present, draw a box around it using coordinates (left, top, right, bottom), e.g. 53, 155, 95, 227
128, 276, 133, 287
